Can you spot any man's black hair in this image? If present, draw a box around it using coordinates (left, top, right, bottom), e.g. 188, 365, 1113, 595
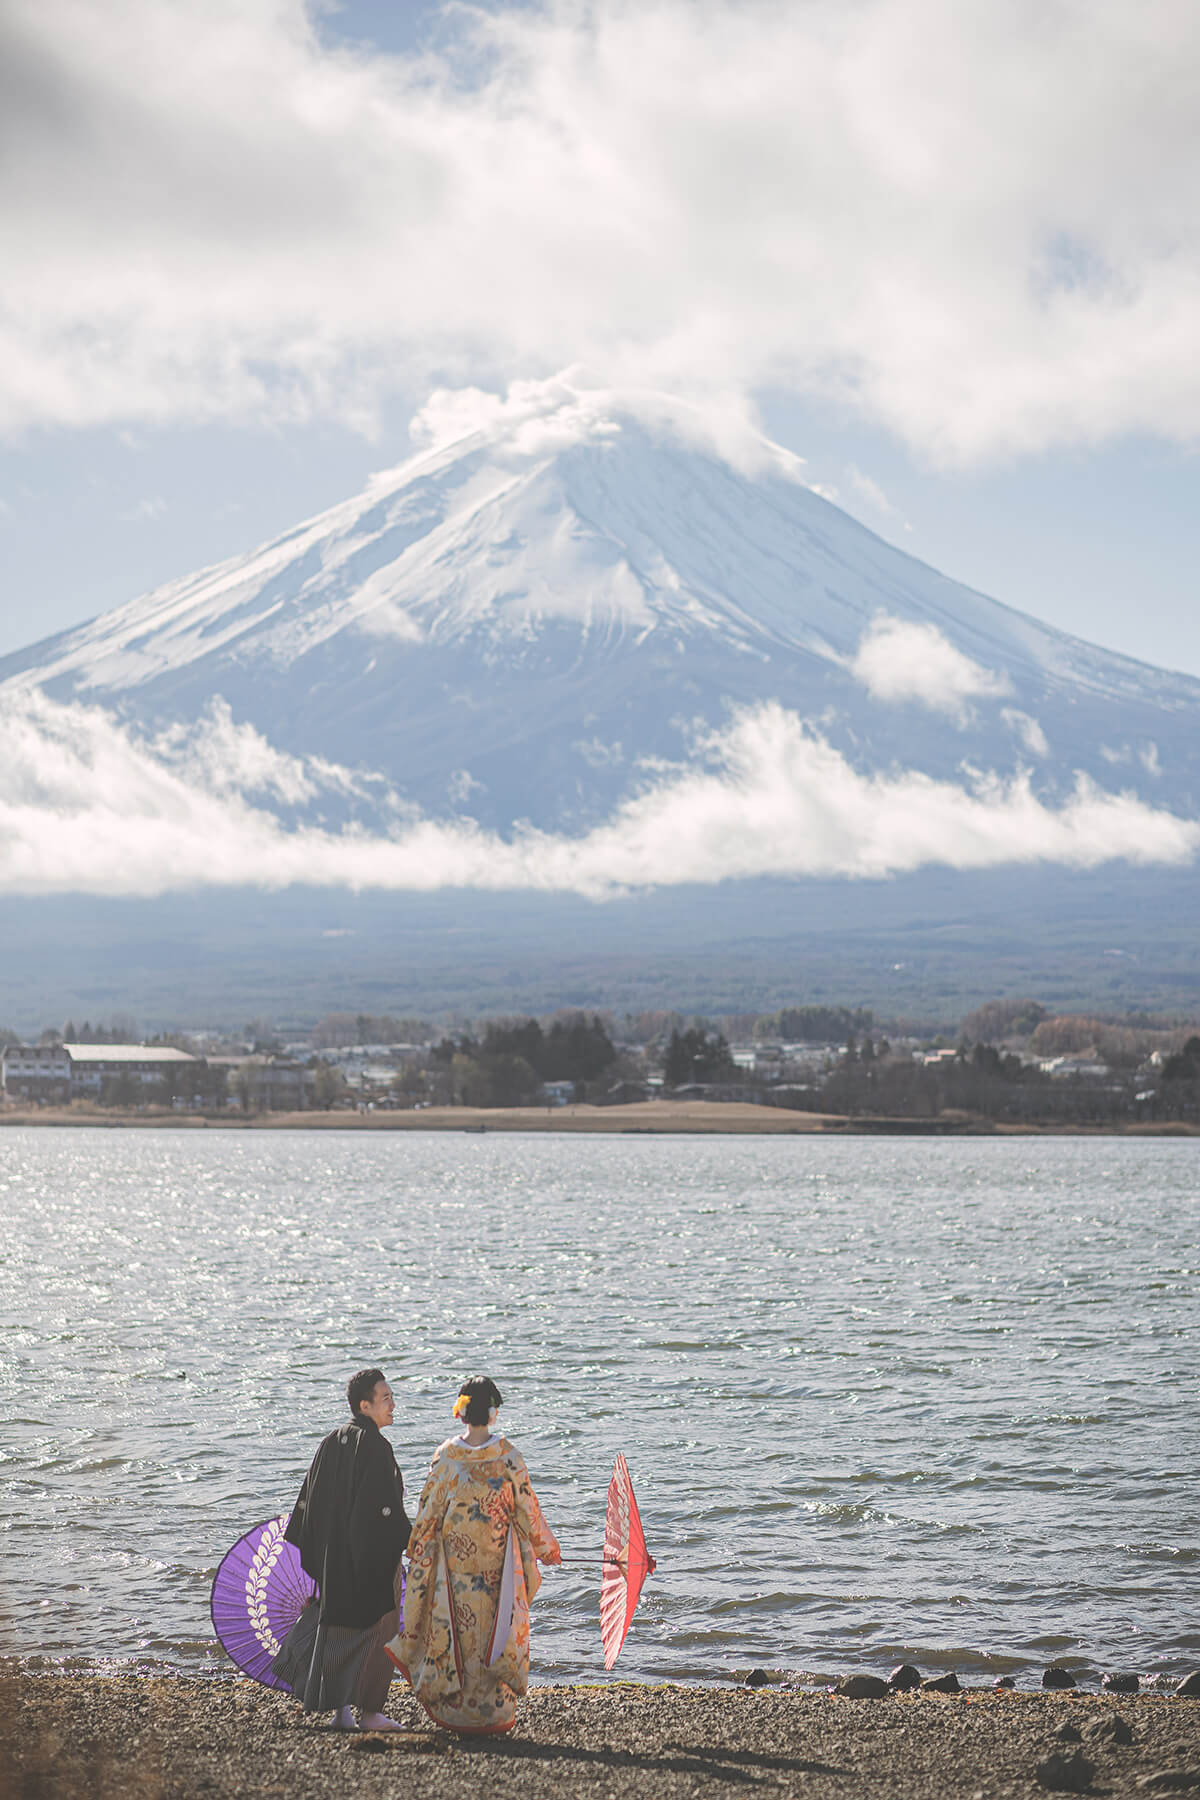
347, 1367, 387, 1416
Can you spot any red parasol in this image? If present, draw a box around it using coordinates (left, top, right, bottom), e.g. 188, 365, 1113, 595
600, 1453, 656, 1670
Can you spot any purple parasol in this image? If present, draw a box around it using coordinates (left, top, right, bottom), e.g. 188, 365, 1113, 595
210, 1513, 317, 1689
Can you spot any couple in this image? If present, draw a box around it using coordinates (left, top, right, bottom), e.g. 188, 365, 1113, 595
274, 1368, 560, 1735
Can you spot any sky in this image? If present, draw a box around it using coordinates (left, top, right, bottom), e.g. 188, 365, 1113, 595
3, 0, 1200, 911
3, 0, 1200, 675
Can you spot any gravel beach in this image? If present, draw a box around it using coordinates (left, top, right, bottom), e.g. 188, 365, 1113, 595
4, 1676, 1200, 1800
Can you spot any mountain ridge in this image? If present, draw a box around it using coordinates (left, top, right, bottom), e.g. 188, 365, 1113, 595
1, 377, 1197, 871
5, 408, 1192, 701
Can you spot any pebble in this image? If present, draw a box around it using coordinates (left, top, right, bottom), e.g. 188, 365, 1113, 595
834, 1675, 889, 1699
1084, 1712, 1134, 1747
1036, 1748, 1095, 1791
888, 1664, 923, 1691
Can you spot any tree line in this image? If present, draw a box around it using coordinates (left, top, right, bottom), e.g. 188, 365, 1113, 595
421, 1014, 620, 1107
789, 1034, 1200, 1125
5, 997, 1200, 1124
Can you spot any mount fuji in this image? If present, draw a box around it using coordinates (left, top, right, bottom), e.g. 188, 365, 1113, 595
1, 377, 1198, 1022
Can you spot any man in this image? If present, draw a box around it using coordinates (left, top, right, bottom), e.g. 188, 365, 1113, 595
274, 1368, 411, 1731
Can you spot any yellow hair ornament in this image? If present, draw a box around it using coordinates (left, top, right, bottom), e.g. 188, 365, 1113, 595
452, 1393, 470, 1420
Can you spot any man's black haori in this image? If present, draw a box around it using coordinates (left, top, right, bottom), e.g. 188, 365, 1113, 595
283, 1414, 411, 1628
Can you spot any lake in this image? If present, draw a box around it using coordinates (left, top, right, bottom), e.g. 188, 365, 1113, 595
1, 1127, 1196, 1685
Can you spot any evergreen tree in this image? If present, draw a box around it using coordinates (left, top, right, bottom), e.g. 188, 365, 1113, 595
662, 1026, 734, 1086
1163, 1035, 1200, 1080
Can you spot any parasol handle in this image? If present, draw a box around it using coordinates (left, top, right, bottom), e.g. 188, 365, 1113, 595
534, 1555, 617, 1566
545, 1555, 656, 1572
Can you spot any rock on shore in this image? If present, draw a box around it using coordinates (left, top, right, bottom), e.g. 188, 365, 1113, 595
4, 1675, 1200, 1800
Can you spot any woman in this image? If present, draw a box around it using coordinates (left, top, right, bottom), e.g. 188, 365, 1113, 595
386, 1376, 560, 1734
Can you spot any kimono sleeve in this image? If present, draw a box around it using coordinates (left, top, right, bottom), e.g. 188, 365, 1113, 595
348, 1433, 411, 1598
510, 1449, 561, 1564
281, 1441, 328, 1584
282, 1470, 309, 1550
404, 1448, 449, 1571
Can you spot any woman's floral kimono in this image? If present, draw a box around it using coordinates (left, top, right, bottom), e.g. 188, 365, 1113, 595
386, 1435, 560, 1734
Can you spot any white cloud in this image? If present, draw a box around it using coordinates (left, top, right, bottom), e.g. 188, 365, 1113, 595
406, 370, 790, 478
1001, 707, 1050, 758
5, 0, 1200, 460
572, 737, 625, 769
151, 699, 383, 806
849, 615, 1010, 719
409, 377, 622, 459
0, 688, 1194, 899
846, 466, 899, 518
447, 767, 485, 804
118, 495, 167, 523
1100, 740, 1162, 774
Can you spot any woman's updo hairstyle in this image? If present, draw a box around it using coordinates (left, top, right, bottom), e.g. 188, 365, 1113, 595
456, 1375, 503, 1426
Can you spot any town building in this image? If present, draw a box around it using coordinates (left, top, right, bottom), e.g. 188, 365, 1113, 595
62, 1044, 205, 1099
1, 1042, 205, 1104
1, 1043, 72, 1102
207, 1055, 316, 1111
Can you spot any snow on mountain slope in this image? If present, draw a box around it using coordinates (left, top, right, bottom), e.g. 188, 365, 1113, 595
0, 377, 1197, 898
6, 390, 1186, 694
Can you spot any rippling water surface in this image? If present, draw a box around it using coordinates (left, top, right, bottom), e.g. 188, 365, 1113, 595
1, 1127, 1197, 1684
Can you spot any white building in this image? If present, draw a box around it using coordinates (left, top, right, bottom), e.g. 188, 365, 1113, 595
63, 1044, 203, 1096
1, 1042, 204, 1103
1, 1043, 72, 1101
1035, 1055, 1110, 1081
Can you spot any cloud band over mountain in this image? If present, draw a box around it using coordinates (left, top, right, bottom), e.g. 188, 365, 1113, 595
5, 0, 1200, 460
2, 690, 1194, 900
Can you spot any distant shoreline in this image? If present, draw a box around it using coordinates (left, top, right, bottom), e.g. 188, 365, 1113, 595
1, 1099, 1196, 1135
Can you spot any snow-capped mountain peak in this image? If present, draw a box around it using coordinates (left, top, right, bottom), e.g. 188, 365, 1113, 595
1, 376, 1197, 844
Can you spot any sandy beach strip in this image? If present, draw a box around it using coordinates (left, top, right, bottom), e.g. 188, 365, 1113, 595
2, 1099, 1197, 1135
4, 1675, 1200, 1800
2, 1098, 832, 1134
